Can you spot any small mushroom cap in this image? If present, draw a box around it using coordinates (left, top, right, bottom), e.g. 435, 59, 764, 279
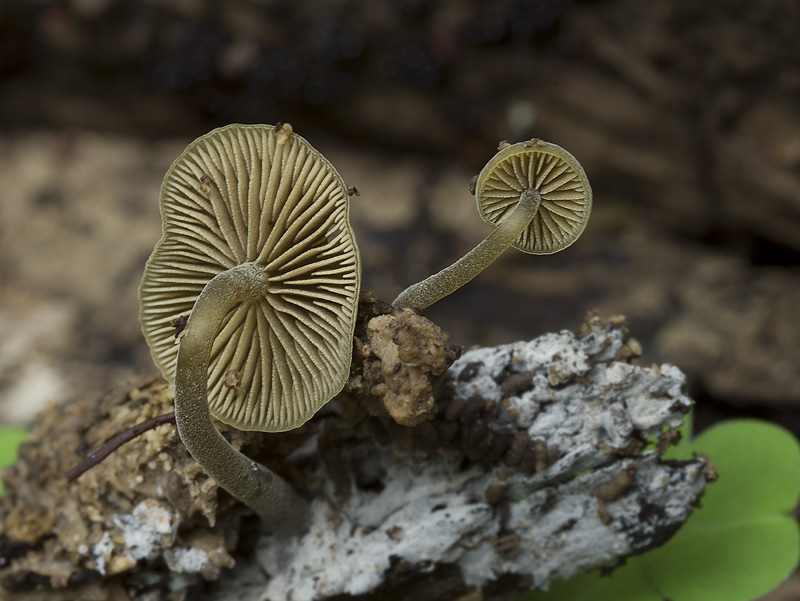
475, 139, 592, 255
139, 124, 361, 432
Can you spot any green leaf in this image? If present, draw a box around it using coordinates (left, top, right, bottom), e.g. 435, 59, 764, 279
0, 426, 28, 496
523, 419, 800, 601
644, 420, 800, 601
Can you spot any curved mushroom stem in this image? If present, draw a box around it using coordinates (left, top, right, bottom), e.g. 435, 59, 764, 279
175, 262, 309, 533
393, 188, 542, 310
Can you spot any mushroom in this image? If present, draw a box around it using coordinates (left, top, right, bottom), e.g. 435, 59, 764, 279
392, 139, 591, 310
139, 123, 361, 532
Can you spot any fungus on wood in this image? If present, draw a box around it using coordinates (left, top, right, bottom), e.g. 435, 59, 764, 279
392, 139, 592, 310
139, 123, 361, 532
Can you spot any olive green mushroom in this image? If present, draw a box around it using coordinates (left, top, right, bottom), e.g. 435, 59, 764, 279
392, 139, 592, 310
139, 123, 361, 532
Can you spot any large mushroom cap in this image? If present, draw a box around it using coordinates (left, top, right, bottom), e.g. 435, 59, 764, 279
475, 139, 592, 255
139, 124, 361, 432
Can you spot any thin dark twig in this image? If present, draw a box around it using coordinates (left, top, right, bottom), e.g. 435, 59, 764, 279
65, 412, 176, 482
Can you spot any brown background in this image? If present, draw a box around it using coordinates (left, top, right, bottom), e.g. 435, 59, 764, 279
1, 0, 799, 448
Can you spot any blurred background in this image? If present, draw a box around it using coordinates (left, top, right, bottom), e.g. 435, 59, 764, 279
0, 1, 799, 447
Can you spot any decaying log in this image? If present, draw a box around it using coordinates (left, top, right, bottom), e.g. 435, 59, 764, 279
0, 307, 710, 601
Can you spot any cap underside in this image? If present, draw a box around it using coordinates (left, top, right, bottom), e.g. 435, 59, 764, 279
139, 124, 361, 432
